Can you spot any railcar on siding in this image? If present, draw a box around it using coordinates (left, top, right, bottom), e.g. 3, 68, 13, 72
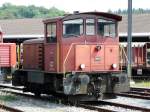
120, 42, 150, 78
0, 27, 16, 82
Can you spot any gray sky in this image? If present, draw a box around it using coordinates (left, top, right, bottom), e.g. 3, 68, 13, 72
0, 0, 149, 12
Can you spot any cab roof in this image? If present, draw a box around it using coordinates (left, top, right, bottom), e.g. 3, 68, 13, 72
43, 11, 122, 23
81, 12, 122, 21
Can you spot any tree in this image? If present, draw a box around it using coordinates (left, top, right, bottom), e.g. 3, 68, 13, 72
0, 3, 66, 19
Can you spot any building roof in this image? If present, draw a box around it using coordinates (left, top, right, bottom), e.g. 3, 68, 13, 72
0, 14, 150, 39
0, 18, 44, 38
119, 14, 150, 34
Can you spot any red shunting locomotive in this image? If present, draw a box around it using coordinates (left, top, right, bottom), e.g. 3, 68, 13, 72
12, 12, 129, 101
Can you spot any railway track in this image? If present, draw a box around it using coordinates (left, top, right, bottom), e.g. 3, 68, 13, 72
0, 103, 23, 112
0, 86, 114, 112
0, 84, 23, 91
78, 103, 116, 112
0, 84, 150, 112
80, 100, 150, 112
116, 87, 150, 100
131, 87, 150, 92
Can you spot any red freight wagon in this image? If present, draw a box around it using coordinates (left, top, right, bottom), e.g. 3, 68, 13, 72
13, 12, 129, 102
0, 27, 3, 43
120, 42, 150, 76
0, 43, 16, 67
0, 27, 16, 82
0, 43, 16, 82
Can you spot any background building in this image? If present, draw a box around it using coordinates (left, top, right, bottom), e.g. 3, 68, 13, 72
0, 14, 150, 43
0, 18, 43, 44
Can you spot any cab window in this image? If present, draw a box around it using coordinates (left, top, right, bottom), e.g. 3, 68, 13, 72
98, 19, 116, 37
63, 19, 83, 38
46, 23, 56, 43
86, 19, 95, 35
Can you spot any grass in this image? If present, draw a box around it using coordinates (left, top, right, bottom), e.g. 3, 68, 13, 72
0, 93, 18, 102
130, 80, 150, 88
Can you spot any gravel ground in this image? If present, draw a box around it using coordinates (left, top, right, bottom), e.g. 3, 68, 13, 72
0, 92, 149, 112
0, 110, 9, 112
0, 84, 149, 112
0, 91, 97, 112
98, 105, 141, 112
105, 96, 150, 109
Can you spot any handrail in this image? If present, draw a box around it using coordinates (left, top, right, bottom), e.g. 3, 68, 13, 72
120, 45, 129, 64
63, 43, 76, 76
120, 45, 129, 73
120, 46, 123, 72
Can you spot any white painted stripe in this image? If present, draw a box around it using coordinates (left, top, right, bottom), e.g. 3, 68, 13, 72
2, 33, 150, 39
119, 33, 150, 37
3, 34, 44, 39
120, 42, 146, 47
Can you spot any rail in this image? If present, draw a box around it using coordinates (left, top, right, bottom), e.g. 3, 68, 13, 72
0, 84, 150, 112
0, 103, 23, 112
116, 92, 150, 100
81, 100, 150, 112
131, 87, 150, 92
117, 87, 150, 100
0, 84, 23, 91
79, 103, 116, 112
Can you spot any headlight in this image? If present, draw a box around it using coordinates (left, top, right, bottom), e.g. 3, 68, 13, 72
112, 63, 117, 69
80, 64, 85, 69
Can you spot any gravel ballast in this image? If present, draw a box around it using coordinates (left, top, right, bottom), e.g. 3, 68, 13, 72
0, 91, 97, 112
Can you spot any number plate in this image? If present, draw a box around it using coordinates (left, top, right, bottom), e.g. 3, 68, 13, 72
95, 56, 101, 61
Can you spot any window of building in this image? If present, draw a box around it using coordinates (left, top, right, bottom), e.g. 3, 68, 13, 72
46, 23, 56, 43
63, 19, 83, 38
86, 19, 95, 35
98, 19, 116, 37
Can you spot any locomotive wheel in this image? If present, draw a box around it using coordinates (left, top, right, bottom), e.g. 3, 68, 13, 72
87, 83, 103, 99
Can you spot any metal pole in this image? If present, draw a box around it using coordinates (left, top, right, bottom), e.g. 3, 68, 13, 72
127, 0, 132, 81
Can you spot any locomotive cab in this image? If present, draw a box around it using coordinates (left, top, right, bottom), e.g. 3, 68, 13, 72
43, 12, 122, 73
12, 12, 129, 101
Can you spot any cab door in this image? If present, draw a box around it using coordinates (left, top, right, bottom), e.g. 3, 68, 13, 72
44, 22, 59, 72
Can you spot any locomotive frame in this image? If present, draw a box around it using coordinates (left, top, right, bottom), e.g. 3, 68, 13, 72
12, 12, 129, 101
